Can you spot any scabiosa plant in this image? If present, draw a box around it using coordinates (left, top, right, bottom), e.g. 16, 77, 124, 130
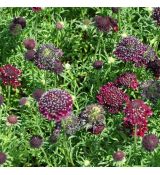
7, 115, 18, 124
114, 72, 139, 90
97, 82, 129, 114
30, 135, 43, 148
123, 99, 153, 137
140, 80, 160, 104
13, 17, 26, 29
113, 151, 125, 161
142, 134, 159, 151
55, 22, 64, 30
92, 60, 104, 69
147, 59, 160, 79
9, 23, 22, 35
39, 89, 73, 122
0, 95, 4, 106
0, 152, 7, 165
32, 88, 45, 102
114, 36, 157, 66
25, 50, 36, 61
23, 39, 36, 50
0, 64, 22, 88
152, 8, 160, 25
34, 44, 63, 72
19, 97, 28, 106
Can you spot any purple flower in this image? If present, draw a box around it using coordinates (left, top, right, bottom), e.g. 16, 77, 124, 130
113, 151, 125, 161
7, 115, 18, 124
38, 89, 73, 122
19, 97, 28, 106
25, 50, 36, 61
55, 22, 64, 30
0, 152, 7, 165
93, 60, 104, 69
147, 59, 160, 79
13, 17, 26, 29
30, 135, 43, 148
32, 88, 45, 102
23, 39, 36, 50
152, 8, 160, 25
97, 82, 129, 113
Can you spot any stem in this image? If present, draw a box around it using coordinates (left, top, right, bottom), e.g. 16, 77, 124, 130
118, 9, 121, 31
134, 125, 137, 151
7, 86, 11, 111
44, 71, 47, 91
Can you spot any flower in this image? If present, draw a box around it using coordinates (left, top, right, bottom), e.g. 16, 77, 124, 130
0, 95, 4, 106
19, 97, 28, 106
62, 113, 80, 135
23, 39, 36, 50
39, 89, 73, 122
0, 64, 22, 88
88, 124, 105, 135
30, 135, 43, 148
114, 72, 139, 90
111, 7, 120, 13
147, 59, 160, 79
97, 82, 129, 113
32, 88, 45, 102
92, 60, 104, 69
114, 36, 157, 67
9, 23, 22, 36
113, 151, 125, 161
142, 134, 159, 151
52, 59, 64, 74
7, 115, 18, 124
55, 22, 64, 30
13, 17, 26, 29
123, 99, 153, 137
0, 152, 7, 165
94, 16, 118, 32
140, 80, 160, 104
32, 7, 43, 12
34, 44, 63, 72
152, 8, 160, 25
25, 50, 36, 61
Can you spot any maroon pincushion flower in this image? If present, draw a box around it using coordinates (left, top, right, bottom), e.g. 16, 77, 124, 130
39, 89, 73, 122
93, 60, 104, 69
55, 22, 64, 30
30, 135, 43, 148
32, 7, 43, 12
19, 97, 28, 106
97, 82, 129, 113
114, 36, 157, 67
13, 17, 26, 29
152, 8, 160, 25
142, 134, 159, 151
0, 95, 4, 106
32, 88, 45, 102
94, 16, 118, 33
147, 59, 160, 79
34, 44, 63, 72
113, 151, 125, 161
0, 152, 7, 165
114, 72, 139, 90
25, 50, 36, 61
0, 64, 22, 88
123, 99, 153, 137
89, 124, 105, 135
23, 39, 36, 50
7, 115, 18, 124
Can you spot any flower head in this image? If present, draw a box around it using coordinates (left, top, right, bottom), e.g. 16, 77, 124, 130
25, 50, 36, 61
114, 72, 139, 90
0, 152, 7, 165
97, 82, 129, 113
0, 64, 22, 88
123, 99, 153, 137
113, 151, 125, 161
152, 8, 160, 25
23, 39, 36, 50
140, 80, 160, 104
7, 115, 18, 124
93, 60, 104, 69
32, 7, 43, 12
34, 44, 63, 72
0, 95, 4, 106
55, 22, 64, 30
114, 36, 157, 66
30, 135, 43, 148
142, 134, 159, 151
13, 17, 26, 29
88, 124, 105, 135
19, 97, 28, 106
39, 89, 73, 122
32, 88, 45, 102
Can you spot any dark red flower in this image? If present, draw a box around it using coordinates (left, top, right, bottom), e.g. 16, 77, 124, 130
23, 39, 36, 50
30, 135, 43, 148
25, 50, 36, 61
0, 152, 7, 165
32, 7, 43, 12
142, 134, 159, 151
97, 82, 129, 113
93, 60, 104, 69
52, 59, 64, 74
55, 22, 64, 30
19, 97, 28, 106
114, 72, 139, 90
7, 115, 18, 124
89, 124, 105, 135
113, 151, 125, 161
39, 89, 73, 122
13, 17, 26, 29
32, 88, 45, 102
0, 64, 22, 88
